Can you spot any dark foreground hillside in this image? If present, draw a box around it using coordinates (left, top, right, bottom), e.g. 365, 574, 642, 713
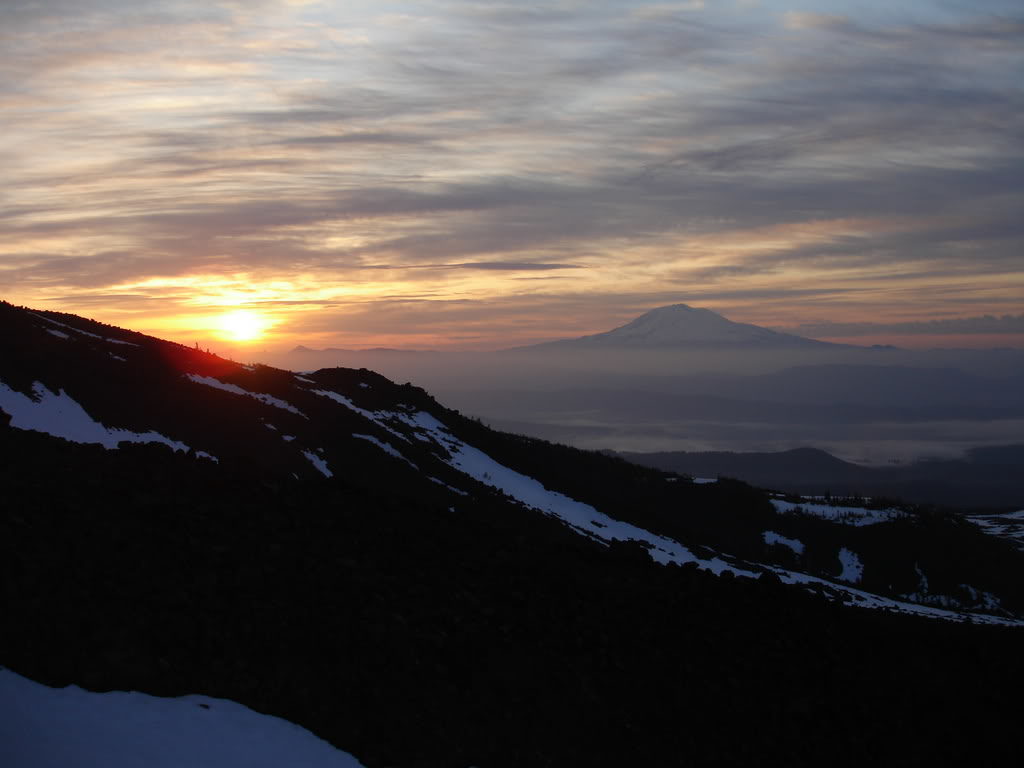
2, 422, 1022, 767
2, 301, 1023, 766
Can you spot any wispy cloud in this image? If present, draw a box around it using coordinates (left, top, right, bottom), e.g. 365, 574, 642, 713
780, 314, 1024, 338
1, 0, 1022, 347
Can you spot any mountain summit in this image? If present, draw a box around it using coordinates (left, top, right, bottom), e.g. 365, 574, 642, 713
535, 304, 830, 349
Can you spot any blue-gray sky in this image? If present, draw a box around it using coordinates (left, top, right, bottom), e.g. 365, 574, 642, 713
2, 0, 1022, 349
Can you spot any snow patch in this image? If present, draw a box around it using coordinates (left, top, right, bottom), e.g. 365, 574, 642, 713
186, 375, 306, 418
32, 313, 142, 347
302, 450, 333, 478
310, 389, 410, 442
47, 329, 70, 340
838, 548, 863, 583
0, 381, 188, 453
763, 531, 804, 555
428, 476, 469, 496
352, 433, 418, 469
770, 566, 1021, 626
311, 389, 374, 419
0, 668, 366, 768
692, 477, 718, 484
771, 499, 906, 527
899, 584, 1003, 614
32, 313, 103, 340
195, 451, 219, 463
109, 353, 127, 362
401, 409, 751, 577
390, 410, 451, 443
968, 513, 1024, 551
960, 584, 1002, 611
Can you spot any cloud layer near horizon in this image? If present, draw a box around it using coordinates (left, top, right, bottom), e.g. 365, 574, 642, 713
780, 313, 1024, 337
2, 0, 1022, 348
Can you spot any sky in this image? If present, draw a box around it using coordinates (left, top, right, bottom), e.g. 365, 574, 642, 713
2, 0, 1023, 351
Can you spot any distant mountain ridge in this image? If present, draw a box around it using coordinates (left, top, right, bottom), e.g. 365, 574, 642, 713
618, 445, 1024, 510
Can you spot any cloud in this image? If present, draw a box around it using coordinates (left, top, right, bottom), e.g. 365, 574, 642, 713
783, 12, 853, 32
780, 315, 1024, 338
362, 261, 582, 272
1, 0, 1022, 347
281, 132, 440, 147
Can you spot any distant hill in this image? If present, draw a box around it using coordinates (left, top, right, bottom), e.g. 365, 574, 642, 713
617, 445, 1024, 510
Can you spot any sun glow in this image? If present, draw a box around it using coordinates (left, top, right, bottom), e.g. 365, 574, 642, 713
215, 309, 273, 342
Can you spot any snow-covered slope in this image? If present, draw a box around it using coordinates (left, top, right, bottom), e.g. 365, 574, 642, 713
969, 510, 1024, 551
0, 668, 365, 768
769, 497, 909, 527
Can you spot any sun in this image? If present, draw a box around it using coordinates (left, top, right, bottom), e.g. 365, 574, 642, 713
216, 309, 272, 342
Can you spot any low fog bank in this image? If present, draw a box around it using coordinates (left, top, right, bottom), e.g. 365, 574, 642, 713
478, 416, 1024, 466
259, 343, 1024, 464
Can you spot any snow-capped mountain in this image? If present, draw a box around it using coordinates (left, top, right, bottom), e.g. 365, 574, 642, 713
528, 303, 833, 348
3, 300, 1023, 767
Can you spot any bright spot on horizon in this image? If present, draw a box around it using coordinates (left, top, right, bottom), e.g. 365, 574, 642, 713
216, 310, 273, 342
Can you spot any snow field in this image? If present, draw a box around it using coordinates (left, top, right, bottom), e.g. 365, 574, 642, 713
0, 668, 365, 768
310, 389, 410, 443
303, 450, 333, 478
837, 548, 863, 583
353, 433, 419, 469
770, 498, 906, 527
399, 409, 749, 576
33, 313, 139, 347
186, 374, 306, 418
763, 531, 805, 555
968, 512, 1024, 550
0, 381, 189, 453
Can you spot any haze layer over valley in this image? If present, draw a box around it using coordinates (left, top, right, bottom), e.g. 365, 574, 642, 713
273, 305, 1024, 467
